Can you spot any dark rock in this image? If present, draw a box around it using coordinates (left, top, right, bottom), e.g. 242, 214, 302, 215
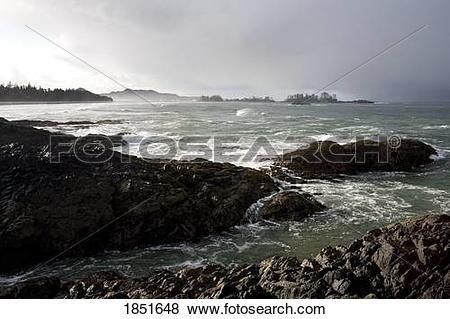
0, 118, 277, 272
259, 191, 326, 221
3, 214, 447, 299
9, 119, 123, 127
275, 139, 437, 178
0, 276, 61, 298
262, 166, 305, 185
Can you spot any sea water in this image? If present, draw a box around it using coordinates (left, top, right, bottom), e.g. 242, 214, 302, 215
0, 101, 449, 281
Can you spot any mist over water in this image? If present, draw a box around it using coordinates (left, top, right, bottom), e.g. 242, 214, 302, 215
1, 101, 449, 280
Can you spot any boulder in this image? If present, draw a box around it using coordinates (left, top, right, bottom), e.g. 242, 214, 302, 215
259, 191, 326, 221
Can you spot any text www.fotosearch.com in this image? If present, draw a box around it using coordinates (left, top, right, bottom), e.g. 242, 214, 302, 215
187, 303, 325, 315
124, 302, 326, 316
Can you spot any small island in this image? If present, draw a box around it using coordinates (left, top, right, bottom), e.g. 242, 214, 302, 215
199, 95, 225, 102
285, 92, 374, 105
226, 96, 275, 103
0, 83, 112, 103
200, 95, 275, 102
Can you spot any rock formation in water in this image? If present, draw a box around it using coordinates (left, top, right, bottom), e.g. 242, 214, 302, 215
0, 118, 282, 272
258, 191, 326, 221
1, 214, 448, 298
275, 139, 437, 179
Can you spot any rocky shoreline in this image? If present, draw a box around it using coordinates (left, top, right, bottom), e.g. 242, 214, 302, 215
1, 118, 330, 273
0, 118, 278, 272
1, 214, 448, 298
0, 117, 446, 298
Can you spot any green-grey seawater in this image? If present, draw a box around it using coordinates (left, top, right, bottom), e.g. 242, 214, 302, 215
0, 101, 449, 280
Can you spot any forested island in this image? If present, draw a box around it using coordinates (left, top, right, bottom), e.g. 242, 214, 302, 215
199, 95, 225, 102
285, 92, 374, 105
200, 95, 274, 102
0, 83, 112, 102
226, 96, 275, 102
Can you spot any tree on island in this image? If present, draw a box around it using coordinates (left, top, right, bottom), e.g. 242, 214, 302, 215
0, 83, 112, 102
199, 95, 224, 102
285, 92, 373, 105
200, 95, 275, 102
226, 96, 275, 102
285, 92, 338, 104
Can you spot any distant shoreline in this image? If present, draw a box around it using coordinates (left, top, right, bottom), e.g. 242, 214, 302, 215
0, 84, 113, 104
0, 100, 380, 106
0, 100, 113, 105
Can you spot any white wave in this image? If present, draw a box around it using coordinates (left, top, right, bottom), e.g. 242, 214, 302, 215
334, 125, 380, 133
316, 117, 336, 121
244, 192, 280, 223
235, 160, 274, 170
422, 125, 449, 130
0, 272, 36, 285
236, 108, 254, 117
301, 180, 412, 223
309, 134, 335, 141
428, 145, 450, 161
431, 153, 447, 161
161, 259, 207, 270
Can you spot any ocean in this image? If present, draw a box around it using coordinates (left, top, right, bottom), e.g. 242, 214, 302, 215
1, 101, 449, 280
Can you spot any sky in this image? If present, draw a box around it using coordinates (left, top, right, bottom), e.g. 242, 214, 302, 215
0, 0, 449, 101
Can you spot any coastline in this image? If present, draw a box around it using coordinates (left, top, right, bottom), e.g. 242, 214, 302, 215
0, 118, 447, 298
1, 214, 448, 298
0, 100, 114, 105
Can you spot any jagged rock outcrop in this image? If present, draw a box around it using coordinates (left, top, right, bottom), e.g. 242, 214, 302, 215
0, 118, 277, 272
1, 214, 447, 298
275, 139, 437, 178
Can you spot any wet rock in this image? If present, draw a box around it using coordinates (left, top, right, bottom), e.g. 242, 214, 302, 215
75, 214, 450, 299
259, 191, 326, 221
0, 118, 277, 272
275, 139, 437, 178
0, 277, 61, 298
262, 166, 305, 185
4, 214, 447, 299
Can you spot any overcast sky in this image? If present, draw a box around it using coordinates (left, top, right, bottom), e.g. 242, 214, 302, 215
1, 0, 449, 101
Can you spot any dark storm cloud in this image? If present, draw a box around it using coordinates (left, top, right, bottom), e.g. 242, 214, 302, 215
3, 0, 450, 101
